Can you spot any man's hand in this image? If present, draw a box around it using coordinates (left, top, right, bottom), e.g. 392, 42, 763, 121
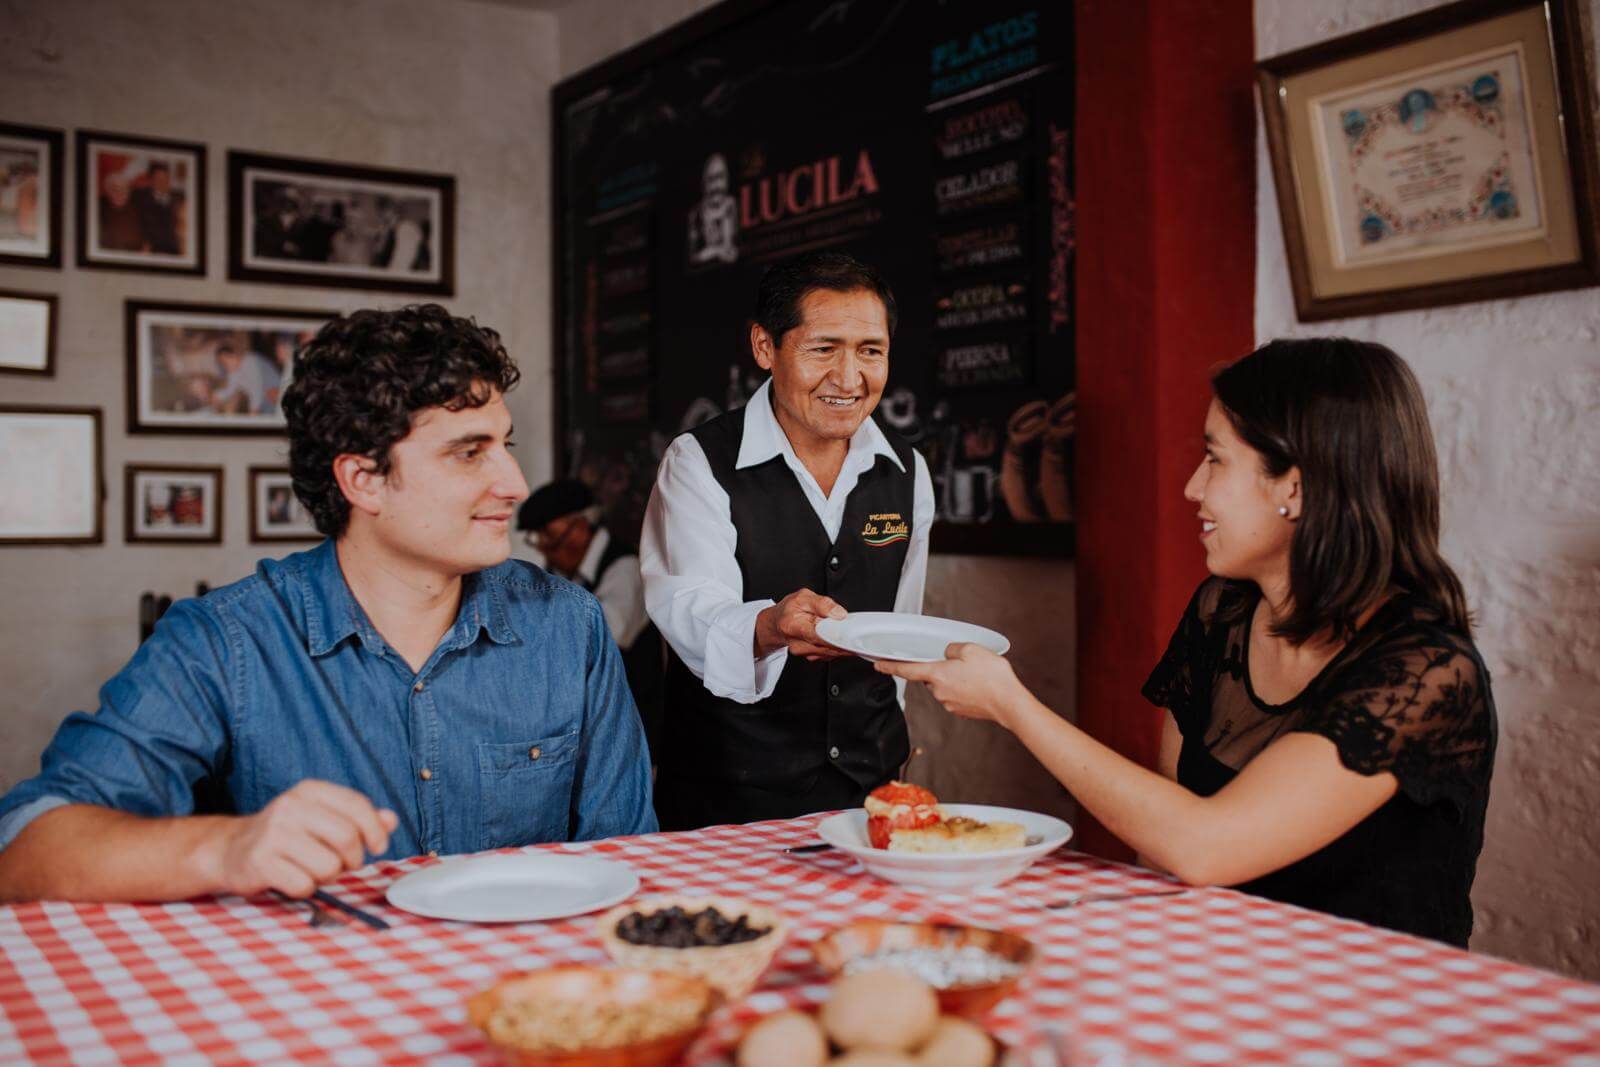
754, 588, 850, 661
206, 780, 399, 898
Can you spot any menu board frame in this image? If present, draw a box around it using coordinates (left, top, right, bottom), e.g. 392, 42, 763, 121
551, 0, 1075, 557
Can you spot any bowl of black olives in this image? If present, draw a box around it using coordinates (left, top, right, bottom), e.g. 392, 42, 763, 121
595, 895, 789, 998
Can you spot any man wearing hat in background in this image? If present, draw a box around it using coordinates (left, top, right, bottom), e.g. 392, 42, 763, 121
519, 480, 662, 756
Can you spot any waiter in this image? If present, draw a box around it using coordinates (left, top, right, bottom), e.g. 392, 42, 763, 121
641, 251, 934, 829
520, 479, 663, 755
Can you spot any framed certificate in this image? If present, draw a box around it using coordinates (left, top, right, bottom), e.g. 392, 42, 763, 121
0, 405, 103, 545
1258, 0, 1599, 320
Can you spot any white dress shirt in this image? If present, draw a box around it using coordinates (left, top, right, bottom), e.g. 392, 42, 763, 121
641, 379, 935, 706
576, 526, 651, 651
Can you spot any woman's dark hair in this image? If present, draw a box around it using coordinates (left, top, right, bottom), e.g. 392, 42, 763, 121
281, 304, 520, 538
1211, 337, 1471, 643
754, 250, 897, 345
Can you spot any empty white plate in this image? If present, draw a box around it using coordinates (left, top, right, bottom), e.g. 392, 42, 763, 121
386, 852, 638, 923
816, 611, 1010, 662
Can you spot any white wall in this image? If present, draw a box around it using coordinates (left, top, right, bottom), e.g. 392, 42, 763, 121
0, 0, 560, 787
554, 0, 1079, 820
1257, 0, 1600, 978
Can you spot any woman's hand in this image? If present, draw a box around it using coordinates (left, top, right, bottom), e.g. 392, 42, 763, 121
875, 643, 1031, 727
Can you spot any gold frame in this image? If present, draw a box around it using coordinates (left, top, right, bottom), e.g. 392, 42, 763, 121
1258, 0, 1599, 320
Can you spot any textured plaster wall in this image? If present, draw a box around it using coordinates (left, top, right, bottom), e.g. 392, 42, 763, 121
0, 0, 560, 788
1257, 0, 1600, 979
556, 0, 1079, 821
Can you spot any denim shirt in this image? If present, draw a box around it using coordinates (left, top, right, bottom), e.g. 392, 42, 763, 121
0, 540, 657, 859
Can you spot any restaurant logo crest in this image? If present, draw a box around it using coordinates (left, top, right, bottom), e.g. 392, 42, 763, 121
860, 512, 910, 547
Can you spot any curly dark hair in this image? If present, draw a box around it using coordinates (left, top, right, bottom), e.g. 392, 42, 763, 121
281, 304, 521, 538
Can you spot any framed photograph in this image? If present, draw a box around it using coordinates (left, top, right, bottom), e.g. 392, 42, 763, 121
0, 289, 57, 376
0, 405, 103, 545
1258, 0, 1600, 321
0, 121, 63, 268
248, 466, 319, 543
76, 130, 206, 275
228, 150, 455, 294
125, 464, 223, 544
126, 300, 333, 436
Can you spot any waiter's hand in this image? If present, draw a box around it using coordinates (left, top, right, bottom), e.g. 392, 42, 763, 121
754, 589, 851, 661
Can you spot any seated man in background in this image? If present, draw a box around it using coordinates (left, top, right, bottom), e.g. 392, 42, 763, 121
0, 304, 655, 904
519, 479, 663, 758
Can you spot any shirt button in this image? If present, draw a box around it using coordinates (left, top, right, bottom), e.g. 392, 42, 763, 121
829, 746, 841, 760
828, 555, 841, 570
829, 683, 841, 697
528, 746, 542, 761
412, 681, 424, 693
419, 768, 432, 781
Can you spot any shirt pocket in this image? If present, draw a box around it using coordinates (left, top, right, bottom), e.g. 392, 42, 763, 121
476, 730, 578, 851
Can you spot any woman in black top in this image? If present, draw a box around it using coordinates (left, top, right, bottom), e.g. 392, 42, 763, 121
880, 338, 1496, 946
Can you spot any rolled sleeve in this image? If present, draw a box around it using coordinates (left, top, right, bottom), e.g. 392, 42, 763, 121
0, 598, 234, 845
0, 795, 71, 852
702, 597, 787, 702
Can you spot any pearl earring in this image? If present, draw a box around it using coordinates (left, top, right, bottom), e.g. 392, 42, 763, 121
1278, 506, 1290, 517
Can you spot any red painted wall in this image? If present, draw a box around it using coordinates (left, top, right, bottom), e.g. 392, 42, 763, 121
1073, 0, 1258, 858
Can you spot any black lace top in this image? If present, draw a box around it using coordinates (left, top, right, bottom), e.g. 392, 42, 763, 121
1142, 577, 1497, 946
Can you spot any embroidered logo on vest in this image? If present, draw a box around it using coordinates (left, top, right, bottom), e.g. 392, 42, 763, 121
861, 513, 909, 547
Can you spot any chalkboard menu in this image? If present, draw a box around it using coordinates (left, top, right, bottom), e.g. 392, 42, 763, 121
553, 0, 1074, 556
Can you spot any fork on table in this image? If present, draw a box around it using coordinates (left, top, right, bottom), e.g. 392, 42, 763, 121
272, 890, 344, 927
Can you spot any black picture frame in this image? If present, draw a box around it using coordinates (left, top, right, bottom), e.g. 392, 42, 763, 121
124, 463, 224, 545
0, 404, 103, 546
247, 465, 321, 544
125, 299, 335, 436
227, 150, 456, 295
0, 121, 64, 270
75, 129, 208, 276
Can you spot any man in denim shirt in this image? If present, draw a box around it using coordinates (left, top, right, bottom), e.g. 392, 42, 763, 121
0, 306, 656, 902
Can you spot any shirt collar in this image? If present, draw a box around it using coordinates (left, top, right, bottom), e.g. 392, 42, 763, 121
301, 538, 519, 658
576, 525, 610, 586
735, 378, 905, 474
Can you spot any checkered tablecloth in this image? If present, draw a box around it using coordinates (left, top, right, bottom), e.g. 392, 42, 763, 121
2, 814, 1598, 1065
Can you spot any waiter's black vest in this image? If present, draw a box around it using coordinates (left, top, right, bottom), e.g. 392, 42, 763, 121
656, 406, 915, 829
591, 534, 664, 758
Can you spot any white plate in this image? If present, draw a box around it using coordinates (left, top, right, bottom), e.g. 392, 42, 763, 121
385, 852, 639, 923
815, 612, 1010, 663
816, 804, 1072, 891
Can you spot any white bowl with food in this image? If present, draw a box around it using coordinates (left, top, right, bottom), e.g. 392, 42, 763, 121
816, 803, 1072, 891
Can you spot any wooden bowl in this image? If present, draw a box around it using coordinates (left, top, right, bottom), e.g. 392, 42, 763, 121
595, 894, 788, 998
465, 965, 717, 1067
811, 920, 1035, 1018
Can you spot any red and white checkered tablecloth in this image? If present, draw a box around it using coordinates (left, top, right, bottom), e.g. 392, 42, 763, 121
2, 814, 1598, 1066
